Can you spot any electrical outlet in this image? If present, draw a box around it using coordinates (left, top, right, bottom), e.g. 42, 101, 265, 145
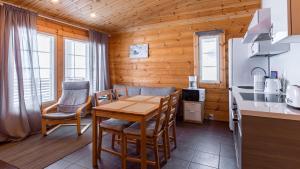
208, 114, 214, 120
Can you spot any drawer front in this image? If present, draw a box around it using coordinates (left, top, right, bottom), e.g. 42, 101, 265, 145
184, 109, 203, 122
184, 102, 201, 112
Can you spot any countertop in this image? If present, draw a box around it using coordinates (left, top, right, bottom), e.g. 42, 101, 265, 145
232, 86, 300, 121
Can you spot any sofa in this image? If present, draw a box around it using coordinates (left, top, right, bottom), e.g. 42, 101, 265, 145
112, 84, 176, 96
112, 84, 183, 119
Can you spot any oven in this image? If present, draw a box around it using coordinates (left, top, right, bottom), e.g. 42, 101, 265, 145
232, 100, 242, 169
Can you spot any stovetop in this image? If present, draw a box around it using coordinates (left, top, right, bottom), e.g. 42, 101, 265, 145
240, 93, 286, 103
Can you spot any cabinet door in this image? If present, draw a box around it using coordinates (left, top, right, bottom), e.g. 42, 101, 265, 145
263, 0, 289, 43
290, 0, 300, 35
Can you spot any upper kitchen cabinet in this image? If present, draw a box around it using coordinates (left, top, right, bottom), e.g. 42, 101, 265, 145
263, 0, 300, 43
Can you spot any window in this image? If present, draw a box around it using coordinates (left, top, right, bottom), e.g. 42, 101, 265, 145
37, 34, 56, 102
198, 33, 221, 83
13, 33, 55, 103
64, 39, 89, 81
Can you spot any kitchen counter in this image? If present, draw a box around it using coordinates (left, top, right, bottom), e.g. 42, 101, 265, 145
232, 86, 300, 121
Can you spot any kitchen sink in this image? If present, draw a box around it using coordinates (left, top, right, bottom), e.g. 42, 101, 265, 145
237, 86, 254, 89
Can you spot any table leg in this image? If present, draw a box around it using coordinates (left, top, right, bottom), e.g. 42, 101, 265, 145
92, 112, 98, 167
140, 119, 147, 169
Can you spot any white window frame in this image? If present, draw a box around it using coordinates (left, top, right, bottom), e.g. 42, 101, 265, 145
63, 38, 89, 81
198, 34, 221, 84
37, 33, 56, 103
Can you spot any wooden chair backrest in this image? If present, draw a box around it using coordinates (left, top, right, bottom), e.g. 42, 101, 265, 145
94, 89, 113, 106
168, 90, 181, 122
154, 95, 170, 135
114, 87, 128, 100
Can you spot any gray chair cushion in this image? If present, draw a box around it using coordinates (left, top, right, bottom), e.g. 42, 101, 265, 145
58, 81, 89, 113
124, 120, 157, 137
100, 118, 132, 131
42, 112, 76, 120
141, 87, 176, 96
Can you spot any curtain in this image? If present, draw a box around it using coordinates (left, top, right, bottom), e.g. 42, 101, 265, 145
89, 30, 110, 94
0, 4, 41, 142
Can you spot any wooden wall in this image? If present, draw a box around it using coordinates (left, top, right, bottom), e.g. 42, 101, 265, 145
36, 17, 88, 101
109, 15, 256, 121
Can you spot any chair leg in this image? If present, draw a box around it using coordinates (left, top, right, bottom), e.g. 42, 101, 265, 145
112, 134, 116, 149
162, 131, 168, 162
153, 137, 160, 169
122, 134, 127, 169
166, 126, 171, 158
77, 117, 81, 136
41, 119, 47, 136
136, 140, 141, 154
98, 128, 103, 159
172, 122, 177, 149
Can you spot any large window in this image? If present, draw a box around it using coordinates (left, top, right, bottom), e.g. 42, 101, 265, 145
13, 33, 55, 103
198, 34, 221, 83
37, 34, 56, 102
64, 39, 89, 81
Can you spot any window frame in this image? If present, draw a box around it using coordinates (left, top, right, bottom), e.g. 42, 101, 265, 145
194, 30, 226, 88
37, 32, 57, 104
63, 38, 89, 82
199, 34, 221, 84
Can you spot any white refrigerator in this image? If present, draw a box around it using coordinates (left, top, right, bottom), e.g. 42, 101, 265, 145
228, 38, 268, 130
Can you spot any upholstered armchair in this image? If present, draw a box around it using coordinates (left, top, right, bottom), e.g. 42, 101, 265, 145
41, 81, 91, 136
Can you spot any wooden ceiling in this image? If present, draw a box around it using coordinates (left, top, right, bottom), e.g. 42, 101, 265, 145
2, 0, 260, 33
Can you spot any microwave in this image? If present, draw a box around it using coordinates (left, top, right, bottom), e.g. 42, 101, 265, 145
182, 88, 205, 102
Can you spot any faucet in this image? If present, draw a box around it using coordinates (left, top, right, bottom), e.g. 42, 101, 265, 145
251, 67, 267, 77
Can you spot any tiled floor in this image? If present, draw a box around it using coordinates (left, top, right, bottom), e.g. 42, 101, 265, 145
45, 121, 237, 169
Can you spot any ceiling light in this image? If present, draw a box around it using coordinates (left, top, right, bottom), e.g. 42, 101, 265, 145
90, 12, 96, 18
51, 0, 59, 3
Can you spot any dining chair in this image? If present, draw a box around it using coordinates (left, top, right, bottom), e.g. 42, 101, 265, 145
41, 81, 91, 136
166, 90, 181, 158
114, 87, 128, 100
123, 96, 170, 169
94, 89, 132, 166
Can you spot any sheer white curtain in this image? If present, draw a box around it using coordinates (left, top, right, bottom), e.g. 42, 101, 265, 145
0, 4, 41, 142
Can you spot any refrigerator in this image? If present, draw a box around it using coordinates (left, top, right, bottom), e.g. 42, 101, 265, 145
228, 38, 268, 130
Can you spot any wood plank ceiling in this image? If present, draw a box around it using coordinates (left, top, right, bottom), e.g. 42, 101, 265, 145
2, 0, 260, 33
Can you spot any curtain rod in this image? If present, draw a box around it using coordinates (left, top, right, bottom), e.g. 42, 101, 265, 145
0, 1, 110, 36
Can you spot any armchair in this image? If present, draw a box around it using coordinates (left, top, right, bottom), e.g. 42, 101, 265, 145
41, 81, 91, 136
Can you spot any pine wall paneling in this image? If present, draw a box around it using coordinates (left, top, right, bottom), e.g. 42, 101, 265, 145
109, 15, 257, 121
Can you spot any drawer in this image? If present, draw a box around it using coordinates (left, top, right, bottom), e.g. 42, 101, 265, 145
184, 109, 203, 123
184, 101, 202, 112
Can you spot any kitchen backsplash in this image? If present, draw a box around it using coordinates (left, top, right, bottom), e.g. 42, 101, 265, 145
270, 43, 300, 87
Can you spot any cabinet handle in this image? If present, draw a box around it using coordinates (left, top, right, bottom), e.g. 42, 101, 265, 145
269, 23, 274, 41
251, 43, 255, 54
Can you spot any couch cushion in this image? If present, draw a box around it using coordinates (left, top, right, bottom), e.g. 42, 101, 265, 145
113, 84, 141, 96
141, 86, 176, 96
127, 86, 141, 96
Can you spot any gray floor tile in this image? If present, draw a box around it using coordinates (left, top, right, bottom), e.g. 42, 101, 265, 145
219, 156, 238, 169
188, 162, 217, 169
191, 152, 219, 168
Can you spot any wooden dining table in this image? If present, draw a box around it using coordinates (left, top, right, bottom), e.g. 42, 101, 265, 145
92, 95, 162, 169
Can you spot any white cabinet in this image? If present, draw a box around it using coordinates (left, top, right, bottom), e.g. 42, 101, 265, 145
263, 0, 300, 43
183, 101, 204, 123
